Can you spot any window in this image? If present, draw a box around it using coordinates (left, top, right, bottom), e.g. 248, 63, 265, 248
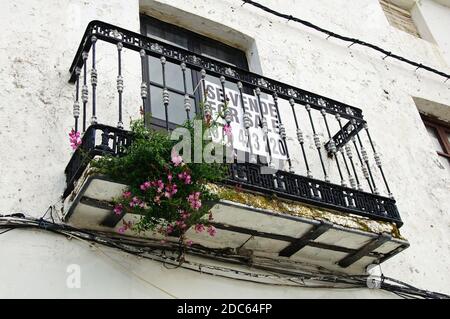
140, 15, 249, 129
379, 0, 421, 38
421, 114, 450, 171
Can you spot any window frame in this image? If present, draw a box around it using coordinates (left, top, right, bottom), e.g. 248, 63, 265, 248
421, 114, 450, 160
140, 14, 249, 130
379, 0, 421, 38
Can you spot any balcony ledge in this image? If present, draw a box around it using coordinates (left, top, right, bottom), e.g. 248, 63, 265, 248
206, 184, 403, 239
63, 164, 409, 275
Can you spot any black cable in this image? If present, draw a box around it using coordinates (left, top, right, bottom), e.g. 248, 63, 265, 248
1, 214, 449, 299
0, 228, 14, 235
0, 213, 26, 218
240, 0, 450, 82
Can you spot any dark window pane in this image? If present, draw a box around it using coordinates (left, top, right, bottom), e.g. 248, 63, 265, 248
150, 86, 195, 125
145, 23, 188, 49
148, 56, 193, 93
199, 42, 248, 69
166, 60, 193, 93
148, 55, 163, 85
142, 15, 249, 127
142, 15, 249, 71
149, 85, 166, 121
168, 93, 195, 124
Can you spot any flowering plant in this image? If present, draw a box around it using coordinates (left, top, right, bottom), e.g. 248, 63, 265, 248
69, 129, 82, 150
91, 115, 227, 245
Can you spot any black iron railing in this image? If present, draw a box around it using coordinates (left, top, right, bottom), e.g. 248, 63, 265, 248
64, 20, 402, 227
226, 162, 401, 225
64, 125, 401, 226
63, 124, 131, 198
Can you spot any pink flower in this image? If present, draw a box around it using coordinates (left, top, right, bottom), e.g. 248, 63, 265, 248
122, 191, 132, 198
156, 180, 164, 193
171, 183, 178, 194
129, 196, 142, 208
180, 211, 191, 220
178, 171, 192, 185
171, 151, 183, 167
69, 129, 82, 150
223, 124, 232, 138
118, 220, 132, 234
166, 224, 174, 235
154, 195, 161, 205
207, 225, 216, 237
194, 224, 205, 233
113, 203, 123, 215
164, 183, 177, 199
187, 192, 202, 210
140, 181, 151, 191
176, 220, 187, 229
167, 174, 173, 183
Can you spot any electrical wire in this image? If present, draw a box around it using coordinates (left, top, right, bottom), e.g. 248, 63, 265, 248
62, 230, 179, 298
0, 214, 449, 299
240, 0, 450, 82
0, 228, 14, 235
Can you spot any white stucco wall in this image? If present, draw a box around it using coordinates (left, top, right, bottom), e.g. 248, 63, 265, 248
412, 0, 450, 67
0, 0, 449, 297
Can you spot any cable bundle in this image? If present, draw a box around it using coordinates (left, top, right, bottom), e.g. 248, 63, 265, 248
0, 214, 448, 299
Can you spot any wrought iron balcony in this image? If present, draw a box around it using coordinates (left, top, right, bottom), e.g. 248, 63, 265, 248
65, 20, 402, 228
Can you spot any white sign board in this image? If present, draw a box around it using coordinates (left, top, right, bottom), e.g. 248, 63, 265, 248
204, 81, 287, 160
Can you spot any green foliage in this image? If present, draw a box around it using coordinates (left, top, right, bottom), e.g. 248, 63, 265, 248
91, 115, 227, 240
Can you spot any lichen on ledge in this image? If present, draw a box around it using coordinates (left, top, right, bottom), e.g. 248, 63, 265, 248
206, 183, 402, 239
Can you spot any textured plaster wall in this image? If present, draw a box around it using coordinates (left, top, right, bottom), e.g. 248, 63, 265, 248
0, 228, 396, 298
0, 0, 449, 297
0, 0, 141, 214
413, 0, 450, 66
